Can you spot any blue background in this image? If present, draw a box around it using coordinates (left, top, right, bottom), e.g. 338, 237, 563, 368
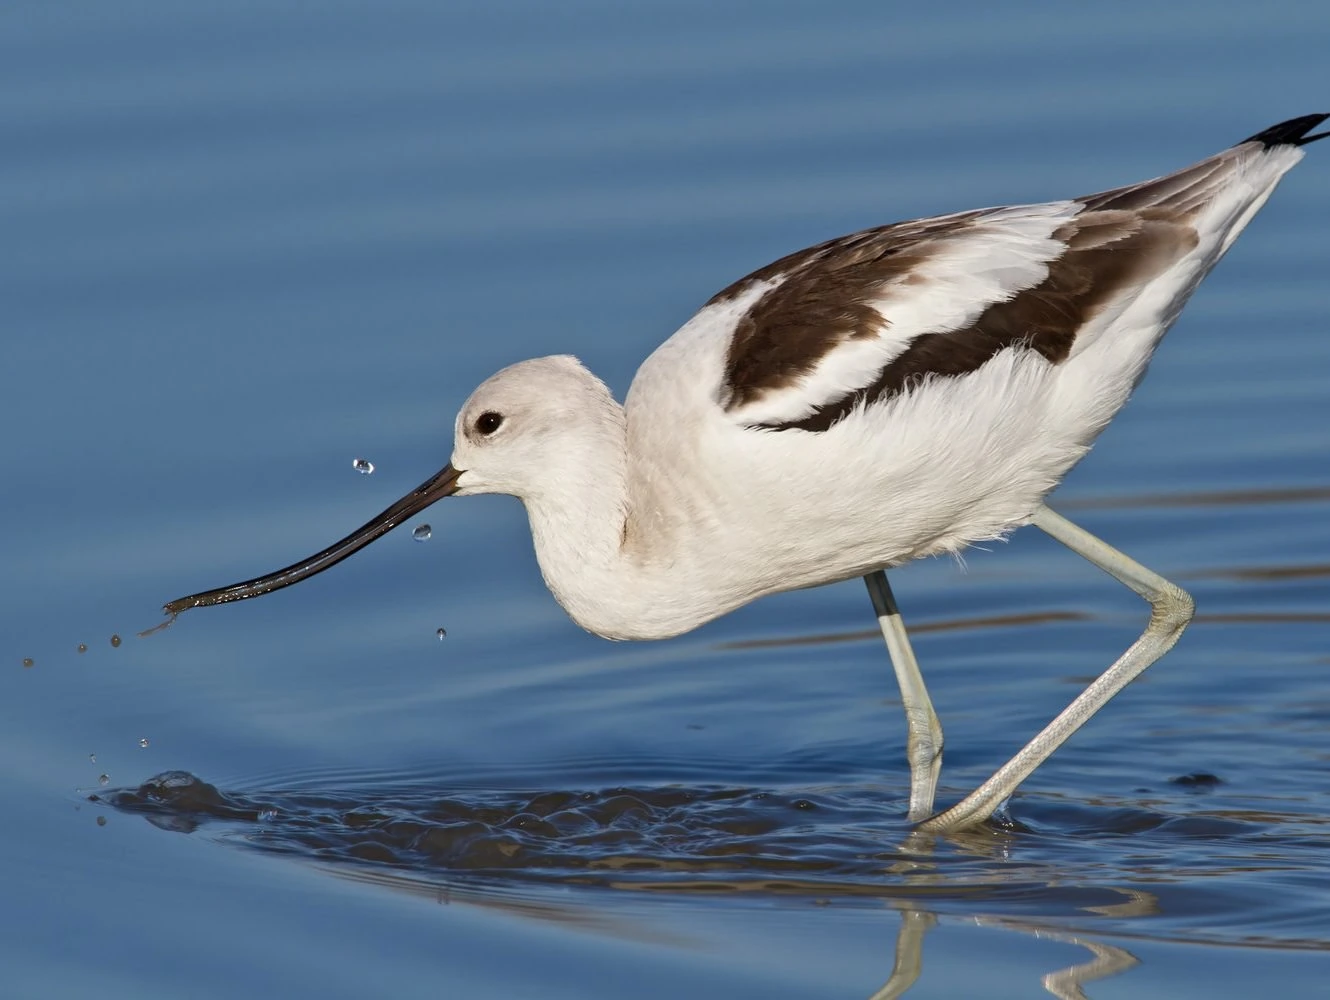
3, 2, 1328, 996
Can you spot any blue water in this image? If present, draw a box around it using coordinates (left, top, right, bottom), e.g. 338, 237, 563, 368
4, 1, 1329, 996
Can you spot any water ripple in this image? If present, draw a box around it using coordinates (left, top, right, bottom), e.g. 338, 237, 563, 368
96, 768, 1330, 950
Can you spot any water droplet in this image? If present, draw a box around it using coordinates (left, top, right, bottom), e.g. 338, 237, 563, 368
98, 774, 110, 786
436, 627, 448, 640
110, 634, 122, 648
352, 458, 374, 475
77, 643, 88, 654
96, 815, 107, 827
258, 808, 278, 822
21, 657, 33, 668
412, 523, 432, 542
88, 753, 96, 764
138, 738, 150, 749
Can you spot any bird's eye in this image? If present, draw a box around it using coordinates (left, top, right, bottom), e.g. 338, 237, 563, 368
474, 411, 504, 436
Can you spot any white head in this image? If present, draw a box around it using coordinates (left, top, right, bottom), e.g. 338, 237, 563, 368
449, 355, 625, 501
162, 354, 627, 614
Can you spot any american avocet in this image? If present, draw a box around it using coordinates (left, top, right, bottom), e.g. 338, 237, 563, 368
166, 114, 1326, 831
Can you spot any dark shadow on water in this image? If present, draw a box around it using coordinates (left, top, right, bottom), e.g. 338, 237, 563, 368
96, 767, 1330, 995
717, 608, 1330, 652
1058, 485, 1330, 510
718, 610, 1094, 650
95, 769, 1330, 947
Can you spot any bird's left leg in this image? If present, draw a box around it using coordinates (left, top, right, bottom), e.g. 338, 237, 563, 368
865, 570, 943, 821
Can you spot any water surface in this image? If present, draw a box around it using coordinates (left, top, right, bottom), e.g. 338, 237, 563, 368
3, 2, 1329, 996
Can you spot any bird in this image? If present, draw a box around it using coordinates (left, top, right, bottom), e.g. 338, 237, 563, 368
164, 113, 1327, 832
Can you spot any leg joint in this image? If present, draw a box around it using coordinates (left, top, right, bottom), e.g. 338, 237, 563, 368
1149, 581, 1195, 634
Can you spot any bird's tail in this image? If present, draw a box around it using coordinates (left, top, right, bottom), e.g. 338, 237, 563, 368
1237, 113, 1330, 149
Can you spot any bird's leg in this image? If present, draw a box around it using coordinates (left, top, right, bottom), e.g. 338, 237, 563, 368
865, 570, 942, 821
865, 908, 935, 1000
918, 503, 1195, 832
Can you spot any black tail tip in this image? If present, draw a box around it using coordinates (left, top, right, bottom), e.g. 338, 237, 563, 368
1238, 113, 1330, 149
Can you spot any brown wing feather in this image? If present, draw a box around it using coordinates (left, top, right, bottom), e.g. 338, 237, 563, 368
715, 154, 1223, 432
713, 212, 987, 411
767, 210, 1197, 432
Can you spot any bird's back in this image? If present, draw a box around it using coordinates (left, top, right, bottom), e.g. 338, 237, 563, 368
621, 118, 1323, 616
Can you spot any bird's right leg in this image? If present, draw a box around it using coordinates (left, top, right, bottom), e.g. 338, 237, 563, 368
865, 570, 943, 821
917, 504, 1194, 832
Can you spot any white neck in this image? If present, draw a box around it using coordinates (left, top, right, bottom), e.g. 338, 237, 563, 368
456, 355, 726, 641
520, 397, 723, 641
521, 396, 696, 640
